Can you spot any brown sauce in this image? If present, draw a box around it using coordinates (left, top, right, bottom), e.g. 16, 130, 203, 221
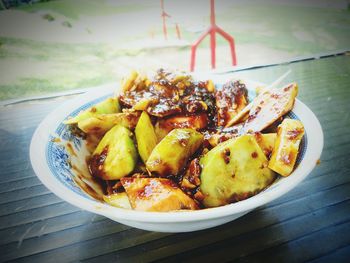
215, 80, 248, 126
120, 71, 215, 119
66, 142, 77, 157
287, 127, 304, 140
71, 164, 104, 200
222, 148, 231, 164
88, 146, 109, 179
251, 152, 258, 158
247, 106, 262, 122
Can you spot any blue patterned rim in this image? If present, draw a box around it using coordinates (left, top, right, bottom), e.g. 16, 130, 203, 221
46, 93, 308, 200
46, 94, 110, 200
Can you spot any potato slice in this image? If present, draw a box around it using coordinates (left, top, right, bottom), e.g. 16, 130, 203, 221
268, 119, 305, 176
64, 98, 120, 125
206, 79, 215, 93
77, 112, 140, 136
135, 111, 158, 163
155, 113, 208, 141
242, 83, 298, 133
200, 135, 276, 207
103, 192, 132, 209
121, 177, 198, 211
89, 125, 138, 180
254, 133, 277, 158
159, 113, 208, 131
146, 128, 204, 176
121, 70, 139, 92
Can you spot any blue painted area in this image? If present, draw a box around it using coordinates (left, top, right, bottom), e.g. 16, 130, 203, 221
47, 94, 112, 200
46, 135, 89, 198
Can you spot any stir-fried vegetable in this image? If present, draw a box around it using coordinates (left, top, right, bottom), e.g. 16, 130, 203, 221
268, 119, 305, 176
200, 135, 276, 207
146, 128, 204, 177
63, 69, 305, 211
103, 192, 132, 209
77, 112, 140, 136
135, 111, 158, 163
121, 177, 199, 211
64, 97, 120, 125
89, 125, 138, 180
241, 83, 298, 133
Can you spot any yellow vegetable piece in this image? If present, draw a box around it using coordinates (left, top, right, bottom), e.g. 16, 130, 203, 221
121, 70, 138, 92
146, 128, 204, 176
206, 79, 215, 92
171, 74, 192, 85
121, 177, 198, 211
135, 111, 158, 163
200, 135, 276, 207
64, 98, 120, 125
254, 133, 277, 158
103, 192, 132, 209
242, 83, 298, 132
89, 125, 137, 180
268, 119, 305, 176
77, 112, 140, 135
133, 98, 153, 111
154, 113, 209, 142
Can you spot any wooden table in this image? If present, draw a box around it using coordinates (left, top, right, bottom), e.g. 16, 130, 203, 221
0, 55, 349, 262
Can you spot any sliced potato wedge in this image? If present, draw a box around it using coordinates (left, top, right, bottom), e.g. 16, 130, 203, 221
254, 133, 277, 158
121, 70, 139, 92
146, 128, 204, 176
200, 135, 275, 207
64, 98, 120, 125
242, 83, 298, 133
121, 177, 198, 211
135, 111, 158, 163
268, 119, 305, 176
77, 112, 140, 135
89, 125, 137, 180
103, 192, 132, 209
155, 113, 209, 141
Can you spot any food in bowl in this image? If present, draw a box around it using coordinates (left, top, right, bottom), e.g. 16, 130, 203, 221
63, 69, 305, 212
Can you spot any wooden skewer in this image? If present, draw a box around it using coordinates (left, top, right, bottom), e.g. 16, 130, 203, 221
224, 69, 292, 128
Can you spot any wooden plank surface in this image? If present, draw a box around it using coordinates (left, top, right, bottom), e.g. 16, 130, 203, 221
0, 56, 349, 262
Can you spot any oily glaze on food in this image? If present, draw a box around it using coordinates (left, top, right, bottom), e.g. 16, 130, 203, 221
64, 69, 305, 211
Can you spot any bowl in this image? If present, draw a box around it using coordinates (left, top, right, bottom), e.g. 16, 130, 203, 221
30, 78, 323, 233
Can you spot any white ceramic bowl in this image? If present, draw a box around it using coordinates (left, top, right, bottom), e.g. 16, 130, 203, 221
30, 79, 323, 233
